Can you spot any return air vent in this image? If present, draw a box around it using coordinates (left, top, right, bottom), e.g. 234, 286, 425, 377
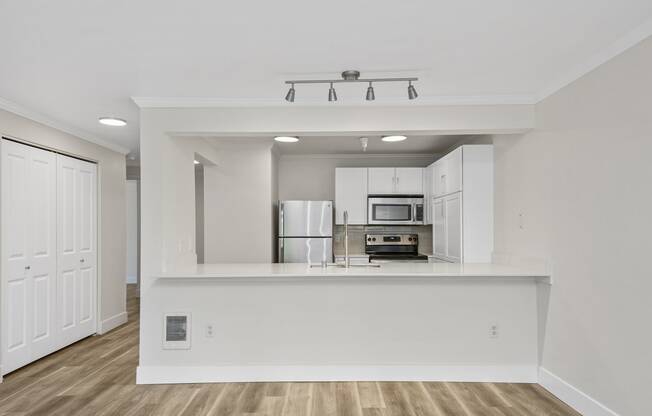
163, 312, 191, 350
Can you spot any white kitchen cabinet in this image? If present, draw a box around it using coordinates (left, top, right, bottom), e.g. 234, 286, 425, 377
395, 168, 423, 194
429, 145, 493, 263
432, 197, 446, 257
335, 168, 367, 224
368, 167, 423, 195
430, 147, 462, 197
444, 193, 462, 262
367, 168, 396, 194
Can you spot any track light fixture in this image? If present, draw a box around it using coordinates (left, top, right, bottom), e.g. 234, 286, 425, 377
366, 82, 375, 101
285, 83, 295, 102
328, 83, 337, 102
283, 70, 418, 102
407, 81, 418, 100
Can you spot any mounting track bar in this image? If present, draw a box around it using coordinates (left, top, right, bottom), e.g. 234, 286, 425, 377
285, 77, 418, 84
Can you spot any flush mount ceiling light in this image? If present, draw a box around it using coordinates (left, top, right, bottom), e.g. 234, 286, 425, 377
284, 70, 418, 102
381, 135, 407, 142
274, 136, 299, 143
98, 117, 127, 127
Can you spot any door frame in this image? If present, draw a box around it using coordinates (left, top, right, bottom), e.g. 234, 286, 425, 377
0, 135, 102, 380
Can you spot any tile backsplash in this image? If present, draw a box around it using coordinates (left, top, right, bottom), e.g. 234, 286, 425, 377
333, 225, 433, 256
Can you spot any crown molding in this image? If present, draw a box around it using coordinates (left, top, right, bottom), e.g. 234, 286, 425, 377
536, 17, 652, 102
131, 94, 536, 109
0, 97, 130, 155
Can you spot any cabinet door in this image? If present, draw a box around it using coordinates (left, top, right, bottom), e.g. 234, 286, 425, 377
367, 168, 396, 194
432, 197, 446, 257
395, 168, 423, 194
335, 168, 367, 224
444, 193, 462, 262
446, 148, 462, 194
432, 159, 445, 197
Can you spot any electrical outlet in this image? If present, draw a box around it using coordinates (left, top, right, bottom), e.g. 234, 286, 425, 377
205, 324, 214, 338
489, 323, 499, 339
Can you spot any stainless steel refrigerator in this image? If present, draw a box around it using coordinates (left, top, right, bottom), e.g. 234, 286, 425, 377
278, 200, 333, 264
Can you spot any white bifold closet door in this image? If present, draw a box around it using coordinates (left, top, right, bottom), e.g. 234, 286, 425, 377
57, 154, 97, 346
1, 139, 97, 375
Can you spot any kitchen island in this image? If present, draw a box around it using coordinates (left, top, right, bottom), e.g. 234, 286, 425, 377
138, 261, 550, 385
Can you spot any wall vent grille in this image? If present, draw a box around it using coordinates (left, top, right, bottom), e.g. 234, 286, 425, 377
163, 313, 191, 349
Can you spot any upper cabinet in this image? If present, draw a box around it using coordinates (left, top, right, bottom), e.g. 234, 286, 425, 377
335, 168, 368, 225
395, 168, 423, 194
367, 168, 396, 194
368, 168, 423, 195
430, 147, 462, 197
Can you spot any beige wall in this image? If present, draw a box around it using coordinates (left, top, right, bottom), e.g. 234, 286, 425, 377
493, 37, 652, 416
0, 108, 127, 330
203, 142, 275, 263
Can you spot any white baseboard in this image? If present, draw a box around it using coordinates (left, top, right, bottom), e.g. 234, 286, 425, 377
136, 364, 538, 385
98, 311, 128, 335
539, 367, 620, 416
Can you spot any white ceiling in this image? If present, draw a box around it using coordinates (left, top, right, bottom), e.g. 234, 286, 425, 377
1, 1, 651, 154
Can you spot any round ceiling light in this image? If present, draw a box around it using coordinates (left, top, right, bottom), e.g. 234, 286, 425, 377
381, 135, 407, 142
99, 117, 127, 127
274, 136, 299, 143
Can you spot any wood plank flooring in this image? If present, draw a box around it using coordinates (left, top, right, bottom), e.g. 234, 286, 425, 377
0, 285, 580, 416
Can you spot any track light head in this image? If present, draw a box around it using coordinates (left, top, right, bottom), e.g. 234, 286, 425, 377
328, 83, 337, 102
366, 82, 375, 101
407, 81, 418, 100
285, 83, 295, 102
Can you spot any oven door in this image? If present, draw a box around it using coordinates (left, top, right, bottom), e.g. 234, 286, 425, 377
367, 197, 423, 225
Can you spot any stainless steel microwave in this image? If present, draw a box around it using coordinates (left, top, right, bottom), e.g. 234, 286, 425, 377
367, 195, 424, 225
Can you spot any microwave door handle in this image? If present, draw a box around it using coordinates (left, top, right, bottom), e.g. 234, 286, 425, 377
412, 204, 416, 223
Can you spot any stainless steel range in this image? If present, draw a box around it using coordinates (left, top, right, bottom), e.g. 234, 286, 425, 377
365, 233, 429, 263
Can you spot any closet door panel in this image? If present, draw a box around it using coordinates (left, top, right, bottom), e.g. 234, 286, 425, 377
76, 161, 96, 337
2, 141, 32, 373
57, 155, 80, 345
27, 147, 57, 359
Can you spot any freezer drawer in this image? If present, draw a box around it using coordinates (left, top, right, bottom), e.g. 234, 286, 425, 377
278, 237, 333, 264
279, 200, 333, 237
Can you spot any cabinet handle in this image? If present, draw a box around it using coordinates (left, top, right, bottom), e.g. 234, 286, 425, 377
80, 259, 85, 263
25, 265, 31, 270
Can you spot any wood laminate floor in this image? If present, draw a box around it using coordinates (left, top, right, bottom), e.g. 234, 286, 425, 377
0, 285, 580, 416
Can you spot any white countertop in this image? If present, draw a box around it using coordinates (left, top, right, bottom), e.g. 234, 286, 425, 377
156, 262, 550, 281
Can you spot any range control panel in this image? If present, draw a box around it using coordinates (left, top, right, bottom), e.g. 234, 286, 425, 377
365, 233, 418, 246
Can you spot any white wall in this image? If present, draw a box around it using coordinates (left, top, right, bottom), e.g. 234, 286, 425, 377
493, 37, 652, 416
137, 104, 535, 376
0, 108, 127, 332
203, 142, 275, 263
126, 180, 138, 284
278, 154, 436, 201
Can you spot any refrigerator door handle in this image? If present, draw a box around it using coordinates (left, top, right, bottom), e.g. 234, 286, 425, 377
279, 238, 284, 263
